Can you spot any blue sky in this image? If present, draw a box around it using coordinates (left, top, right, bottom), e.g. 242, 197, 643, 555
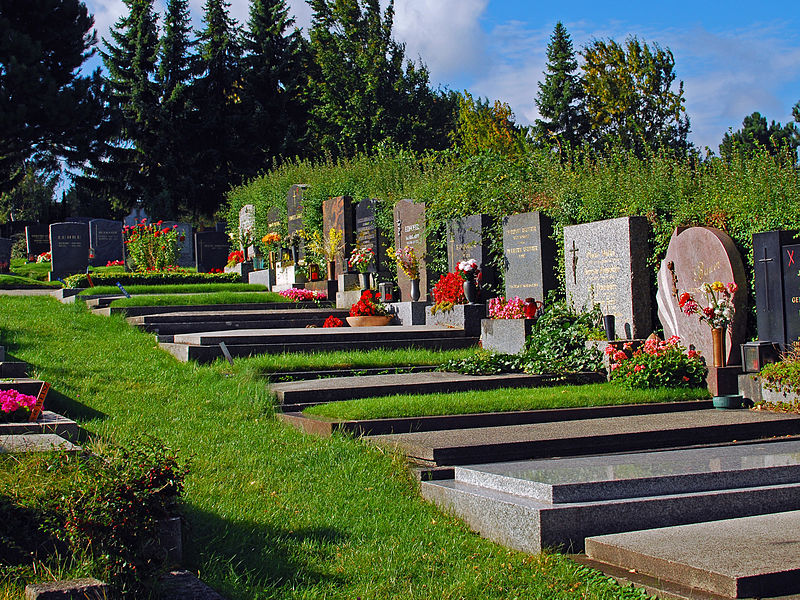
85, 0, 800, 151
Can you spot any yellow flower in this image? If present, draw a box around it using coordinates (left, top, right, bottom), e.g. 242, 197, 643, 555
711, 281, 725, 292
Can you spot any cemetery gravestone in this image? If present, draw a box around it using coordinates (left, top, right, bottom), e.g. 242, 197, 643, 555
89, 219, 123, 266
656, 227, 748, 366
238, 204, 256, 259
502, 212, 557, 302
393, 199, 429, 302
0, 238, 11, 273
753, 230, 800, 349
322, 196, 356, 278
564, 216, 651, 339
194, 231, 229, 273
782, 243, 800, 350
162, 221, 193, 267
286, 184, 306, 237
448, 214, 499, 293
25, 225, 50, 258
124, 206, 149, 227
49, 222, 89, 280
355, 198, 389, 273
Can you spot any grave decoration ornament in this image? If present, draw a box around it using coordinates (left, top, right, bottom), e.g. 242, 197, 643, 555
458, 259, 481, 304
347, 289, 393, 327
678, 281, 737, 367
392, 246, 420, 301
350, 246, 375, 290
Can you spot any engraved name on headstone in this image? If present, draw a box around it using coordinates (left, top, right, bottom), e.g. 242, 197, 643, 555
355, 198, 389, 273
502, 212, 557, 302
322, 196, 355, 278
25, 224, 50, 258
89, 219, 123, 266
49, 222, 90, 280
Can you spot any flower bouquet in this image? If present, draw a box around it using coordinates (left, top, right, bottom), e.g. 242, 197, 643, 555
392, 246, 419, 280
349, 247, 375, 273
678, 281, 737, 329
0, 389, 38, 423
457, 258, 480, 280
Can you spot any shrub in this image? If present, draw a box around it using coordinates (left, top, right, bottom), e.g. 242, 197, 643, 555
760, 342, 800, 396
323, 315, 344, 327
608, 336, 706, 389
123, 221, 185, 271
64, 271, 241, 288
520, 301, 604, 374
440, 350, 522, 375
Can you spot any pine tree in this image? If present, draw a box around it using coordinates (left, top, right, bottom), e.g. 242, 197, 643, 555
719, 112, 799, 161
240, 0, 308, 170
191, 0, 246, 220
534, 22, 588, 151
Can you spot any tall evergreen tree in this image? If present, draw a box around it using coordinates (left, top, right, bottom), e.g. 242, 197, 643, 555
0, 0, 100, 195
534, 22, 588, 151
581, 37, 690, 155
190, 0, 246, 220
719, 112, 799, 161
240, 0, 308, 170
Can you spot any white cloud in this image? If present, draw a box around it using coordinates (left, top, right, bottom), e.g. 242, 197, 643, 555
85, 0, 127, 44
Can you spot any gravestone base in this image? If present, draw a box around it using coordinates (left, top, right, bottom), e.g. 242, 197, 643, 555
224, 261, 253, 282
248, 268, 276, 288
481, 319, 535, 355
738, 373, 763, 404
387, 301, 429, 326
426, 304, 486, 337
338, 273, 360, 292
336, 290, 362, 309
707, 366, 742, 396
305, 280, 337, 299
24, 578, 109, 600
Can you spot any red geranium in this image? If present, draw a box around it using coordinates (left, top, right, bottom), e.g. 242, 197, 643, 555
323, 315, 344, 327
431, 270, 465, 306
349, 289, 386, 316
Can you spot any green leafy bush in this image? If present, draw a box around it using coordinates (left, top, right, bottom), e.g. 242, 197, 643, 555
439, 350, 522, 375
760, 342, 800, 396
64, 271, 241, 288
520, 301, 604, 374
608, 336, 707, 389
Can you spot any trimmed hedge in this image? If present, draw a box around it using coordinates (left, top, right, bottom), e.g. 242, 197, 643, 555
65, 271, 242, 288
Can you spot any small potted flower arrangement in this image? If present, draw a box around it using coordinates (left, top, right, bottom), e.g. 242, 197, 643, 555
349, 247, 375, 290
346, 289, 394, 327
392, 246, 421, 301
262, 232, 282, 268
458, 259, 481, 304
678, 281, 737, 367
0, 388, 39, 423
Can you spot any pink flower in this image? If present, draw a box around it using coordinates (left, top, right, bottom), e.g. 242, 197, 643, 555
634, 365, 644, 372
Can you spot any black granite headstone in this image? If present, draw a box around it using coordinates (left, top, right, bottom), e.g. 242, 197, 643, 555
89, 219, 123, 266
266, 207, 281, 233
754, 230, 800, 348
0, 238, 11, 273
393, 199, 430, 301
355, 198, 389, 273
782, 243, 800, 348
502, 212, 557, 302
286, 184, 306, 237
25, 224, 50, 257
49, 222, 89, 279
194, 231, 229, 273
322, 196, 355, 278
447, 214, 498, 293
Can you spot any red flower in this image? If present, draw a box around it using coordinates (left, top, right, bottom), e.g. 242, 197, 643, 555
678, 292, 691, 308
323, 315, 344, 327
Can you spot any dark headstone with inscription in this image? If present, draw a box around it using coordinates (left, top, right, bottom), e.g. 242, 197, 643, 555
393, 199, 430, 301
215, 221, 227, 233
65, 217, 91, 224
447, 214, 499, 293
194, 231, 229, 273
782, 243, 800, 349
355, 198, 389, 273
565, 216, 651, 339
89, 219, 123, 266
162, 221, 193, 267
753, 230, 800, 349
25, 224, 50, 258
286, 184, 306, 237
266, 207, 282, 233
0, 237, 11, 273
322, 196, 356, 278
49, 222, 90, 280
656, 227, 748, 365
502, 212, 557, 302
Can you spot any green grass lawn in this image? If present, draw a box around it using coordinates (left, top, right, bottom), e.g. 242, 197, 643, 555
304, 383, 711, 420
78, 283, 268, 296
0, 296, 652, 600
0, 273, 60, 289
8, 258, 54, 282
108, 290, 292, 307
231, 348, 477, 378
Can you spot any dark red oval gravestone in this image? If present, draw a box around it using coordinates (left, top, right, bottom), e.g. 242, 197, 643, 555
656, 227, 748, 366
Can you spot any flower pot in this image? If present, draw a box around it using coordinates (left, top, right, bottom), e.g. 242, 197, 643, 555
290, 246, 298, 263
410, 278, 421, 302
603, 314, 616, 341
359, 272, 370, 291
327, 260, 336, 281
711, 326, 726, 367
463, 279, 479, 304
712, 394, 744, 409
346, 315, 394, 327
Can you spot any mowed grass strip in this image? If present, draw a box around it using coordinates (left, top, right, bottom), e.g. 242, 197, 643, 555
304, 383, 711, 420
0, 273, 60, 289
108, 290, 292, 307
78, 283, 268, 296
0, 296, 651, 600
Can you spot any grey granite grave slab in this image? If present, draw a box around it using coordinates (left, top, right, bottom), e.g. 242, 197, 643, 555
454, 439, 800, 503
25, 577, 108, 600
375, 409, 800, 466
480, 318, 534, 354
564, 216, 651, 338
502, 212, 557, 302
0, 434, 80, 453
0, 411, 80, 441
386, 301, 429, 325
585, 510, 800, 598
426, 303, 486, 336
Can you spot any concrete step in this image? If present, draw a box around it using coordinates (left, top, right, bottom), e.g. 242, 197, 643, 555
162, 335, 478, 363
584, 510, 800, 598
0, 411, 80, 442
373, 409, 800, 466
93, 301, 333, 317
274, 371, 606, 409
128, 307, 347, 326
420, 438, 800, 554
135, 313, 350, 336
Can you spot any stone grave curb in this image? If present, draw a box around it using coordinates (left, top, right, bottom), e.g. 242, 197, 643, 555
100, 300, 333, 317
278, 399, 714, 437
0, 411, 80, 442
25, 578, 109, 600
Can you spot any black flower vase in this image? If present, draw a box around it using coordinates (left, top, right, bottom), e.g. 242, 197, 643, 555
410, 278, 421, 302
463, 277, 479, 304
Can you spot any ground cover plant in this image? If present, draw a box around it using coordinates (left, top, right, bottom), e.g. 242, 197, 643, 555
107, 291, 290, 308
760, 341, 800, 397
77, 283, 268, 296
304, 382, 710, 420
64, 271, 241, 288
0, 295, 653, 600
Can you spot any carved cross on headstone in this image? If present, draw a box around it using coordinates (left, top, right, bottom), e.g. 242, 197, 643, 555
759, 246, 774, 310
569, 240, 579, 284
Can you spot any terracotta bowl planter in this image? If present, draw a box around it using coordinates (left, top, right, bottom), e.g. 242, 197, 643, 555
346, 315, 394, 327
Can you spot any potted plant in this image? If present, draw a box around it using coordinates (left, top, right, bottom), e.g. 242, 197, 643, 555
261, 232, 281, 268
346, 289, 394, 327
306, 228, 344, 281
458, 259, 480, 304
678, 281, 738, 367
0, 388, 39, 423
392, 246, 420, 301
349, 247, 375, 290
